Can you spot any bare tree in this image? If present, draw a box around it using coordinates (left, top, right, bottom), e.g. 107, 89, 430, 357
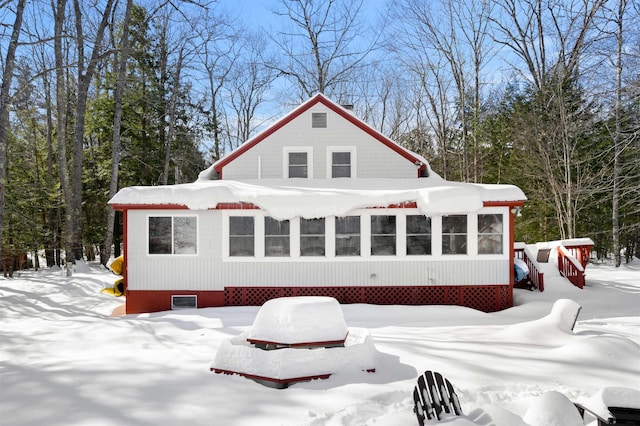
493, 0, 607, 239
389, 0, 494, 183
270, 0, 379, 101
0, 0, 26, 266
228, 34, 277, 148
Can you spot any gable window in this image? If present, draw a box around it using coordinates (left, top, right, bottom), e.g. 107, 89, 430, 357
312, 112, 327, 128
171, 295, 197, 310
335, 216, 360, 256
371, 215, 396, 255
478, 214, 503, 254
300, 218, 325, 256
148, 216, 197, 255
229, 216, 254, 256
442, 215, 467, 254
407, 215, 432, 255
288, 152, 308, 178
265, 217, 290, 256
332, 152, 351, 178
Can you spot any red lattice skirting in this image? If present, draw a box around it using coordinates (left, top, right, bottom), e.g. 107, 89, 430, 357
224, 285, 512, 313
126, 285, 511, 314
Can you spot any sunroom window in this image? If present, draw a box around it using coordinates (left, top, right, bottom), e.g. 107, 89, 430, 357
265, 217, 290, 256
229, 216, 254, 256
335, 216, 360, 256
478, 214, 503, 254
371, 215, 396, 255
442, 215, 467, 254
406, 215, 432, 255
300, 218, 325, 256
148, 216, 197, 255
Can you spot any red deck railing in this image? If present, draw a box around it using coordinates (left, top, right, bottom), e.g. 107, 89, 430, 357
557, 245, 586, 289
524, 253, 545, 292
514, 245, 544, 292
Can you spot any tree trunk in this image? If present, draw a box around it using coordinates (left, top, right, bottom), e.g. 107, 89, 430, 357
612, 0, 626, 267
70, 0, 116, 264
53, 0, 74, 276
162, 45, 184, 185
103, 0, 133, 266
0, 0, 27, 266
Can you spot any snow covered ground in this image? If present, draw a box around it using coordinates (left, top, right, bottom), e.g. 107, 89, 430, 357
1, 259, 639, 425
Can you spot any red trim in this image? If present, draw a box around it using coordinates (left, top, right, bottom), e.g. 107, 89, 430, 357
122, 210, 128, 294
211, 368, 332, 386
213, 93, 424, 176
483, 200, 525, 208
214, 202, 260, 210
110, 204, 189, 211
509, 206, 515, 294
246, 336, 347, 348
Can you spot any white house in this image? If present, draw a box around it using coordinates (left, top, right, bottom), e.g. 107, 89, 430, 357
109, 93, 526, 314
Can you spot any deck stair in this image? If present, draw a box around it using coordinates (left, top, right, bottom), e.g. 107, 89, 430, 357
514, 239, 594, 292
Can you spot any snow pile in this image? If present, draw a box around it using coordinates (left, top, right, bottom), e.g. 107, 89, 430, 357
523, 391, 584, 426
492, 299, 581, 345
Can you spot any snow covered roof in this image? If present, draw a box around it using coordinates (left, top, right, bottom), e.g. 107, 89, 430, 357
109, 176, 526, 219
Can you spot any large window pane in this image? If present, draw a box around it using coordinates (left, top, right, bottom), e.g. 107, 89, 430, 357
371, 215, 396, 255
336, 216, 360, 256
149, 217, 172, 254
332, 152, 351, 178
478, 214, 503, 254
149, 216, 197, 255
288, 152, 308, 178
407, 215, 431, 255
301, 218, 325, 256
173, 217, 197, 254
265, 217, 290, 256
229, 216, 254, 256
442, 215, 467, 254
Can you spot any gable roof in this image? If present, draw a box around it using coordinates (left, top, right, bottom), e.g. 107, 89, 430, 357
213, 93, 428, 177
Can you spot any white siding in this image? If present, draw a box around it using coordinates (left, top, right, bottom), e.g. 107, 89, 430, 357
221, 104, 418, 179
126, 207, 511, 291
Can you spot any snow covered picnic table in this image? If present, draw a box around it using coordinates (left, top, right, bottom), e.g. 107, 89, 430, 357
211, 297, 377, 388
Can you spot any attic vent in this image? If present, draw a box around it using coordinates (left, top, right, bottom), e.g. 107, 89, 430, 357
312, 112, 327, 128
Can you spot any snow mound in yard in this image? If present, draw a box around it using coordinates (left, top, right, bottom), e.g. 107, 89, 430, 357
492, 299, 582, 346
523, 391, 583, 426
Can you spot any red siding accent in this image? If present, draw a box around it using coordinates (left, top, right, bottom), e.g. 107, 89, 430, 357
213, 93, 425, 176
125, 290, 225, 314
